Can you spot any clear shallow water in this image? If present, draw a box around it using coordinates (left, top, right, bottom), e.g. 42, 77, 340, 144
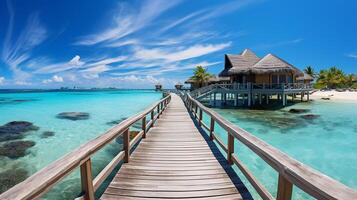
0, 90, 162, 199
206, 100, 357, 199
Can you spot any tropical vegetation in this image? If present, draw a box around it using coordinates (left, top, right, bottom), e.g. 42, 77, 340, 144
304, 66, 316, 78
313, 66, 357, 89
191, 66, 213, 88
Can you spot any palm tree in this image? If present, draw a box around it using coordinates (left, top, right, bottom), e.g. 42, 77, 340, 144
316, 67, 346, 89
191, 66, 212, 88
304, 66, 315, 78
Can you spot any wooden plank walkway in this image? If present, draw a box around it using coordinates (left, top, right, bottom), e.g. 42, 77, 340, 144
101, 94, 248, 200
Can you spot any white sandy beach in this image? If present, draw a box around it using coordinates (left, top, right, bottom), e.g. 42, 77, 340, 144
310, 90, 357, 101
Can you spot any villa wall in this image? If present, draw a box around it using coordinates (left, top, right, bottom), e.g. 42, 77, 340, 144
255, 74, 270, 84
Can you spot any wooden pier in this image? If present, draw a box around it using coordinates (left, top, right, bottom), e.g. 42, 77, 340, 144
1, 93, 357, 200
101, 94, 246, 199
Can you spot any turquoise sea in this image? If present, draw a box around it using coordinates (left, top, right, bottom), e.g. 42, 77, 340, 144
0, 90, 356, 199
205, 99, 357, 199
0, 90, 162, 199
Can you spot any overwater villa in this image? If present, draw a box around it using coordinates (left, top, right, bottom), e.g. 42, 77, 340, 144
191, 49, 313, 106
174, 82, 183, 90
155, 83, 162, 91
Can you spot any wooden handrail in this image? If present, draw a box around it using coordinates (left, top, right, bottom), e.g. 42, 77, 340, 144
183, 93, 357, 200
0, 95, 171, 200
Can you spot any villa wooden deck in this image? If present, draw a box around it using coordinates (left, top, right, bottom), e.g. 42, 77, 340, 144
101, 94, 245, 199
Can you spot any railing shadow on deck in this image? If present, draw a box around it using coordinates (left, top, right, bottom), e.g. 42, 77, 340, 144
187, 110, 253, 200
0, 95, 171, 200
181, 92, 357, 200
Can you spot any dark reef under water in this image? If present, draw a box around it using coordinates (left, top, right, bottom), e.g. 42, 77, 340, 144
0, 121, 39, 142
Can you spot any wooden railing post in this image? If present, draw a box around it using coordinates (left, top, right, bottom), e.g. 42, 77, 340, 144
151, 110, 154, 127
198, 109, 203, 126
277, 174, 293, 200
157, 104, 160, 118
209, 118, 214, 140
123, 129, 130, 163
227, 133, 234, 165
80, 159, 95, 200
142, 116, 147, 138
194, 104, 198, 118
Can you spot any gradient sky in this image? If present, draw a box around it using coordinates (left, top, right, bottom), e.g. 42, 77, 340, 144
0, 0, 356, 89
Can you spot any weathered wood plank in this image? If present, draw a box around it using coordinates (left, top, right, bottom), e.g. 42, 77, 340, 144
101, 94, 244, 199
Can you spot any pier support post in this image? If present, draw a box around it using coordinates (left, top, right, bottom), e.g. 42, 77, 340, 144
80, 159, 95, 200
282, 94, 286, 106
198, 109, 203, 126
234, 93, 238, 106
227, 133, 234, 165
123, 129, 130, 163
157, 104, 160, 119
150, 110, 154, 127
213, 92, 216, 106
266, 94, 269, 104
301, 92, 303, 102
248, 93, 251, 107
259, 93, 262, 105
307, 92, 310, 101
277, 174, 293, 200
209, 118, 214, 140
142, 117, 146, 138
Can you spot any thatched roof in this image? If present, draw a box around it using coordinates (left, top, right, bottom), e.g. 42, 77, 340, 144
184, 76, 229, 84
296, 73, 314, 81
219, 49, 303, 76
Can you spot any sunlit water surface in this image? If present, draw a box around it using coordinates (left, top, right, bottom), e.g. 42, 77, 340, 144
0, 90, 162, 199
203, 100, 357, 199
1, 90, 357, 199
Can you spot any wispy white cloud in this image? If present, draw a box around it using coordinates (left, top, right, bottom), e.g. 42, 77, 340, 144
42, 75, 64, 84
34, 55, 85, 74
87, 56, 127, 67
1, 0, 47, 83
0, 77, 5, 85
255, 38, 303, 50
76, 0, 182, 46
81, 65, 110, 79
132, 42, 231, 63
159, 10, 205, 33
185, 0, 261, 27
112, 60, 221, 77
347, 53, 357, 59
105, 39, 139, 48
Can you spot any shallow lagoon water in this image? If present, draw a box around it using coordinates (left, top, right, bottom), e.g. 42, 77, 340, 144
208, 100, 357, 199
1, 90, 357, 199
0, 90, 161, 199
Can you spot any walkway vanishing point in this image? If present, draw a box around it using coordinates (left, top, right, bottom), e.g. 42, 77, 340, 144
1, 93, 357, 200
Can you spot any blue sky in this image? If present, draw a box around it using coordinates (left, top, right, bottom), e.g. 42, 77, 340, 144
0, 0, 356, 89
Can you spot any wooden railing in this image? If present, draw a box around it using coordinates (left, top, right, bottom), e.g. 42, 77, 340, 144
190, 83, 312, 100
0, 95, 171, 200
183, 93, 357, 200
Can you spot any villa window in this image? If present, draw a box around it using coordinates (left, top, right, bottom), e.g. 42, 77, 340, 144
272, 75, 278, 84
279, 75, 286, 84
